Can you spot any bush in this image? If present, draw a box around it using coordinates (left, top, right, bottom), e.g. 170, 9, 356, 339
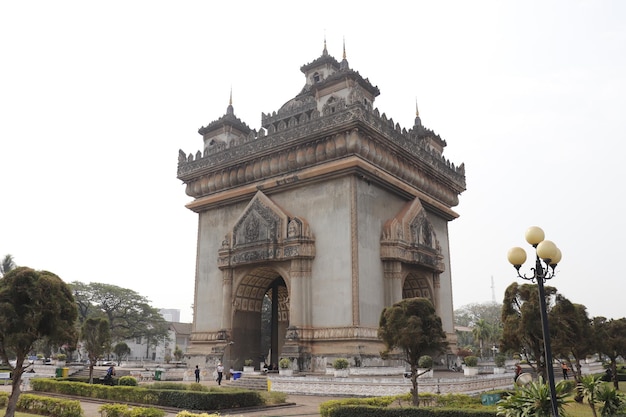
244, 359, 253, 366
175, 411, 221, 417
279, 358, 291, 369
118, 376, 138, 386
100, 403, 165, 417
29, 378, 265, 410
56, 353, 67, 362
16, 393, 82, 417
494, 353, 506, 367
418, 355, 433, 368
464, 356, 478, 367
333, 358, 349, 370
262, 391, 287, 405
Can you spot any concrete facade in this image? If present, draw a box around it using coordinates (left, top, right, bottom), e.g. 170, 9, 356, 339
177, 44, 465, 373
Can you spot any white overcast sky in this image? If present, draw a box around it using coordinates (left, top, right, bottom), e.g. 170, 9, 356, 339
1, 1, 625, 324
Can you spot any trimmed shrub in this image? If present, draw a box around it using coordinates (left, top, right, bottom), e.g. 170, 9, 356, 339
175, 411, 221, 417
118, 376, 138, 386
320, 396, 398, 416
29, 378, 265, 410
263, 390, 287, 405
279, 358, 291, 369
418, 355, 434, 368
333, 358, 349, 370
16, 393, 82, 417
326, 406, 497, 416
494, 354, 506, 368
100, 403, 165, 417
464, 356, 478, 367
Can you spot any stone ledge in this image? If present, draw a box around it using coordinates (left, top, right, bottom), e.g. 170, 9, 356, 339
268, 374, 514, 397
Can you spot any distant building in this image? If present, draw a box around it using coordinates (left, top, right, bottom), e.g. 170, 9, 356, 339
159, 308, 181, 323
123, 321, 191, 362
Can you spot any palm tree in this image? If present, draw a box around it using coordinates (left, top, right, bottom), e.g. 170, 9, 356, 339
472, 319, 491, 358
579, 374, 603, 417
0, 254, 16, 277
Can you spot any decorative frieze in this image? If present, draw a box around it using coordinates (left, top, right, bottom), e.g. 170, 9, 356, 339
178, 103, 465, 208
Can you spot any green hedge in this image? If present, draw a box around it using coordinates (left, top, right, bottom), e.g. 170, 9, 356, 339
326, 406, 497, 417
99, 403, 165, 417
320, 394, 496, 417
16, 393, 82, 417
30, 378, 264, 410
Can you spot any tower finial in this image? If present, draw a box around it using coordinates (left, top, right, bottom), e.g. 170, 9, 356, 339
323, 34, 328, 55
227, 87, 234, 115
414, 99, 422, 127
340, 36, 349, 70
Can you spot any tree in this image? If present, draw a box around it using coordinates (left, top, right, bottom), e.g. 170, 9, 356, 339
173, 345, 183, 362
594, 317, 626, 390
81, 318, 111, 383
472, 319, 491, 358
113, 342, 131, 365
455, 302, 502, 356
0, 254, 16, 277
500, 282, 559, 380
70, 282, 170, 346
378, 297, 447, 406
550, 297, 594, 400
0, 267, 77, 417
579, 374, 603, 417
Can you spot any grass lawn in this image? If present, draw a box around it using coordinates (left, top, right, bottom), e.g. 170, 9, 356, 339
0, 412, 39, 417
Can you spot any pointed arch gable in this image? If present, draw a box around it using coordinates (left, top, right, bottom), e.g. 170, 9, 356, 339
380, 197, 444, 272
232, 191, 287, 248
217, 191, 315, 269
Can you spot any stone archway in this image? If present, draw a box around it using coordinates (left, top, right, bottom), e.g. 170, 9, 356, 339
229, 267, 289, 370
402, 273, 434, 304
216, 191, 315, 369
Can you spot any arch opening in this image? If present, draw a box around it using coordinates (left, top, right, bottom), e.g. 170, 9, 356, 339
230, 267, 289, 370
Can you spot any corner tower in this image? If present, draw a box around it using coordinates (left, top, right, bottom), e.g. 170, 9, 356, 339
177, 43, 466, 372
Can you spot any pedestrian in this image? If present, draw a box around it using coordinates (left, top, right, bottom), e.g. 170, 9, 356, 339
216, 362, 224, 385
561, 362, 569, 379
514, 363, 522, 382
105, 365, 115, 385
194, 365, 200, 383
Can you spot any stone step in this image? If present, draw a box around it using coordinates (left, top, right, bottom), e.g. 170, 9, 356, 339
226, 374, 269, 391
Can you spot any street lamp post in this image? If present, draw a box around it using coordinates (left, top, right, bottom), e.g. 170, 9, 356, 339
507, 226, 562, 417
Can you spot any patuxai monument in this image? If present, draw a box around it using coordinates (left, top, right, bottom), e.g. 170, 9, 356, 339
177, 42, 466, 373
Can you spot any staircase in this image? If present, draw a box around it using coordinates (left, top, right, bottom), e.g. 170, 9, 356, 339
227, 374, 269, 391
69, 367, 131, 379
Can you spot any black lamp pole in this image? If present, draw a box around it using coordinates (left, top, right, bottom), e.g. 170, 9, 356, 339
532, 253, 559, 417
508, 226, 562, 417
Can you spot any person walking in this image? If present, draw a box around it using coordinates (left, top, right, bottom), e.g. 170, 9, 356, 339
514, 363, 522, 382
194, 365, 200, 383
216, 363, 224, 385
561, 362, 569, 379
104, 365, 115, 385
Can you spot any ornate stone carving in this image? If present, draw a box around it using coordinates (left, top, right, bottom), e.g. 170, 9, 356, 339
218, 191, 315, 269
381, 197, 445, 273
178, 101, 465, 209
